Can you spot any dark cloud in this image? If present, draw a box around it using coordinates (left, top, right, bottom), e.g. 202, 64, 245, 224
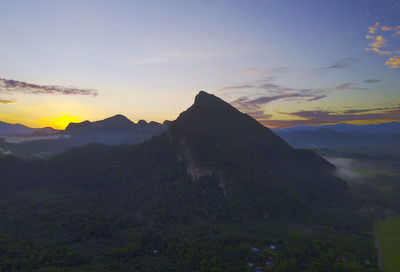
364, 79, 382, 84
230, 95, 400, 128
0, 98, 16, 104
342, 106, 399, 114
262, 108, 400, 128
0, 78, 98, 96
247, 93, 306, 105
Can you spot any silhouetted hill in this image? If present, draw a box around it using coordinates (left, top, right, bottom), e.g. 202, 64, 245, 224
167, 92, 347, 216
66, 114, 137, 134
0, 121, 34, 136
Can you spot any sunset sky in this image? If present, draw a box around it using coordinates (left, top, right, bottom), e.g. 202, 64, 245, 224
0, 0, 399, 129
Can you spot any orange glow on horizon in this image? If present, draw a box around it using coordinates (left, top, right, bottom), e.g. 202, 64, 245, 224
36, 115, 82, 130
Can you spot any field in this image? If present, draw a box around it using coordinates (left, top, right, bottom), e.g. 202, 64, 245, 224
376, 216, 400, 272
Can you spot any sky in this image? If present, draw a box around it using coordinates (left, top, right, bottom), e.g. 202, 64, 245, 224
0, 0, 399, 129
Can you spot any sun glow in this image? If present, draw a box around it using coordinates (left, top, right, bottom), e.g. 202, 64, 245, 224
38, 115, 82, 130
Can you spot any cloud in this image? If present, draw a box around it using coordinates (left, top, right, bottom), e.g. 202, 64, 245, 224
366, 35, 392, 55
364, 79, 381, 84
314, 58, 357, 73
381, 25, 400, 36
385, 56, 400, 68
228, 81, 356, 116
369, 35, 386, 48
368, 22, 380, 34
342, 106, 399, 114
307, 95, 327, 101
0, 78, 98, 96
262, 107, 400, 128
332, 83, 351, 91
246, 93, 307, 105
326, 83, 362, 94
218, 84, 254, 92
367, 47, 392, 55
0, 98, 16, 104
208, 66, 294, 79
365, 22, 399, 66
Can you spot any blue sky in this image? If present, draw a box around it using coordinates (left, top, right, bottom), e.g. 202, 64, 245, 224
0, 0, 399, 128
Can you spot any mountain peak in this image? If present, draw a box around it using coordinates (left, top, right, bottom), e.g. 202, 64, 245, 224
191, 91, 240, 116
194, 91, 225, 106
109, 114, 129, 120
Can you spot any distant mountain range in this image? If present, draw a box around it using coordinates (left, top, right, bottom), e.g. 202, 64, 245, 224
0, 115, 168, 157
274, 123, 400, 154
274, 122, 400, 134
0, 121, 36, 136
1, 111, 399, 157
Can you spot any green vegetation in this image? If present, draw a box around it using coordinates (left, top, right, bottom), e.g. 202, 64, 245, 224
0, 92, 392, 271
377, 217, 400, 272
352, 166, 377, 178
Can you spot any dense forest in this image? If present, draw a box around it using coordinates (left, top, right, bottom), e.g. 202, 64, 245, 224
0, 92, 392, 271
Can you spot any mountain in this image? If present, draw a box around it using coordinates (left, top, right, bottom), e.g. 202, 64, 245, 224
275, 121, 400, 134
65, 114, 137, 134
0, 115, 168, 157
64, 114, 167, 146
2, 91, 347, 215
0, 121, 35, 136
0, 91, 370, 271
166, 92, 347, 214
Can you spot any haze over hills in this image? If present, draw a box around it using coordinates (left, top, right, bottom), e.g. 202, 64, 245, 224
274, 127, 400, 155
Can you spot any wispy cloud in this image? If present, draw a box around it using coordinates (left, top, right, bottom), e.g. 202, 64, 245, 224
218, 84, 254, 92
328, 83, 362, 93
381, 25, 400, 36
364, 79, 381, 84
0, 98, 16, 104
225, 81, 357, 109
0, 78, 98, 96
313, 58, 357, 73
307, 95, 327, 101
226, 81, 369, 128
